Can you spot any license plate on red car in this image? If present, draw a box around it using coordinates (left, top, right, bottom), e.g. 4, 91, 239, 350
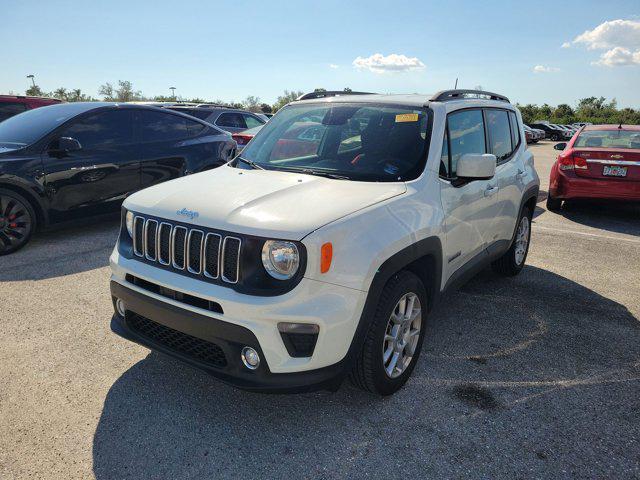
603, 166, 627, 177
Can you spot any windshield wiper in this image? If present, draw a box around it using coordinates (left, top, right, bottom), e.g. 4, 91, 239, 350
270, 166, 350, 180
302, 169, 350, 180
235, 156, 264, 170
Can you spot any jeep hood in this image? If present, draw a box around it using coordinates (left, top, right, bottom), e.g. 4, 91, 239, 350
125, 165, 406, 239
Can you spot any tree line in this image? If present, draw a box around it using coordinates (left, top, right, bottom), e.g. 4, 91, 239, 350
24, 81, 313, 114
22, 82, 639, 124
517, 97, 639, 125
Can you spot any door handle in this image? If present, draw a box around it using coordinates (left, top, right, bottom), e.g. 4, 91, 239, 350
484, 185, 498, 197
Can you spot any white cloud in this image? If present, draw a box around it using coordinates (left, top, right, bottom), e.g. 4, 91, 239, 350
352, 53, 425, 73
593, 46, 640, 66
533, 65, 560, 73
563, 19, 640, 67
329, 64, 339, 69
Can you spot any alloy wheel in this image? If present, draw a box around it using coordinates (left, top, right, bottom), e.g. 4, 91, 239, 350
514, 215, 530, 265
0, 195, 32, 254
382, 292, 422, 378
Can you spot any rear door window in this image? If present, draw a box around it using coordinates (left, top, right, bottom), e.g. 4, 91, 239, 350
138, 110, 189, 142
168, 108, 213, 121
485, 109, 513, 161
243, 114, 264, 129
439, 129, 450, 177
61, 109, 133, 148
216, 113, 247, 129
0, 102, 27, 122
447, 109, 486, 176
186, 119, 207, 136
508, 111, 520, 149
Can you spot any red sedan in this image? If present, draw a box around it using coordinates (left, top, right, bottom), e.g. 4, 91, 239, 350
547, 124, 640, 211
0, 95, 62, 122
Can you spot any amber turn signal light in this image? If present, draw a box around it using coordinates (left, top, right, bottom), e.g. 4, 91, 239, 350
320, 243, 333, 273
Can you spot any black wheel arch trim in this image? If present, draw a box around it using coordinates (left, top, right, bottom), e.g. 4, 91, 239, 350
337, 236, 443, 379
515, 185, 539, 237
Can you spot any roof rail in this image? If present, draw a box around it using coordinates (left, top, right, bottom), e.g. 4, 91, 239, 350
296, 90, 376, 101
195, 103, 231, 108
430, 89, 510, 103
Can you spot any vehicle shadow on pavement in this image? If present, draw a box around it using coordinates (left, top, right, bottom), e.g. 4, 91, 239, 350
553, 200, 640, 237
0, 217, 119, 281
92, 266, 640, 479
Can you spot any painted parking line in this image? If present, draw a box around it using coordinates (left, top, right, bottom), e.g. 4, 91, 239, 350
534, 224, 640, 244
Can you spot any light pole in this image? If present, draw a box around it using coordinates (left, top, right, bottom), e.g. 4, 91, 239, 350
27, 75, 36, 87
170, 86, 176, 100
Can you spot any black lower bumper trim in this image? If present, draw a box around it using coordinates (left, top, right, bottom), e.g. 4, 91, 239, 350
110, 280, 345, 393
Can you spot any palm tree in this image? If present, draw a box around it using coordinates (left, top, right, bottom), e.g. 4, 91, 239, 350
53, 87, 67, 101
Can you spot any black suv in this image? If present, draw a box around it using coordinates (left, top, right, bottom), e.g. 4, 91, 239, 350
0, 102, 236, 255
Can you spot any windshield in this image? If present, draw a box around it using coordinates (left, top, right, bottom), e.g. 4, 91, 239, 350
575, 129, 640, 149
0, 103, 86, 146
236, 102, 431, 181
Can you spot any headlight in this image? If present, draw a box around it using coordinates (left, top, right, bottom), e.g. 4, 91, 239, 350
261, 240, 300, 280
125, 210, 134, 237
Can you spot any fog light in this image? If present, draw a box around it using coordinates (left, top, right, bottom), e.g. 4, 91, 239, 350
241, 346, 260, 370
115, 298, 126, 317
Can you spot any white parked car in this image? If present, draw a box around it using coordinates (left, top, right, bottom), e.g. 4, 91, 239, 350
109, 89, 540, 395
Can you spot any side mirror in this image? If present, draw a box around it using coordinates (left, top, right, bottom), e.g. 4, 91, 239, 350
456, 153, 496, 180
49, 137, 82, 155
554, 142, 567, 151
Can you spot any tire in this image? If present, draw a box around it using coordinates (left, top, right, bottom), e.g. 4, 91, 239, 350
0, 188, 36, 256
550, 134, 559, 141
491, 207, 532, 277
350, 271, 428, 395
546, 193, 562, 212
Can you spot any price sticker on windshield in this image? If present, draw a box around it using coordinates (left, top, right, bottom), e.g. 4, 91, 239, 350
395, 113, 419, 123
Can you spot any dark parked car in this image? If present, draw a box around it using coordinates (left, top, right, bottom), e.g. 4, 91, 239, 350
0, 95, 62, 122
529, 122, 572, 141
0, 102, 235, 255
166, 106, 266, 134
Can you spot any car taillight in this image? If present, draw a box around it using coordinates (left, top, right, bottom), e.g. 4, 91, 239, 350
558, 154, 588, 171
558, 154, 574, 171
232, 134, 253, 146
573, 155, 588, 170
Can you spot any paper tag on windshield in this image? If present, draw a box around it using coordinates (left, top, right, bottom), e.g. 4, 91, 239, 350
395, 113, 419, 123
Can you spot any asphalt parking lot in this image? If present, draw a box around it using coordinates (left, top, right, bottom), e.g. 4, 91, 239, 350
1, 141, 639, 479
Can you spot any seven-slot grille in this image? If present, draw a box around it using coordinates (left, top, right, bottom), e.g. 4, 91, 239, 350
132, 216, 241, 284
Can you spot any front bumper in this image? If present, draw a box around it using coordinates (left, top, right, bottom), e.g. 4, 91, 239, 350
551, 170, 640, 201
110, 281, 347, 393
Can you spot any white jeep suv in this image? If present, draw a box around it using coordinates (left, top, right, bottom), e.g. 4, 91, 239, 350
109, 89, 539, 395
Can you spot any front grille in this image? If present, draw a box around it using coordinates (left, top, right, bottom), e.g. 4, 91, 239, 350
133, 217, 144, 255
187, 230, 204, 274
145, 219, 158, 260
172, 226, 187, 270
204, 233, 221, 278
222, 237, 241, 283
158, 223, 172, 265
132, 215, 241, 286
127, 312, 227, 368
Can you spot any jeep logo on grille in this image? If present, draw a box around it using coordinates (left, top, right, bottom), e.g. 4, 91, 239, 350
176, 208, 199, 220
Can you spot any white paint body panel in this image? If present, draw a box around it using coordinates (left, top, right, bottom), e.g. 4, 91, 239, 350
123, 164, 406, 240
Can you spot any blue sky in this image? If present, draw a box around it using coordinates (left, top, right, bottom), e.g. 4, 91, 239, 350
2, 0, 639, 107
